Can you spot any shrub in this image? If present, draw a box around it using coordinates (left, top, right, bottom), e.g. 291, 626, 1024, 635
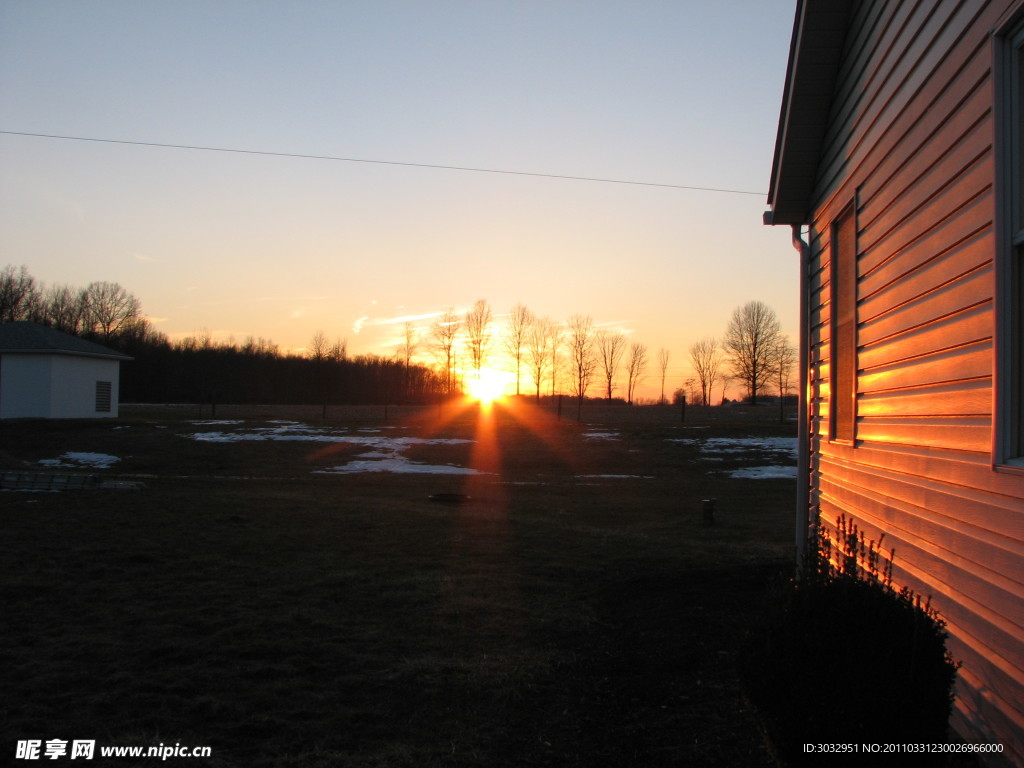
739, 516, 960, 764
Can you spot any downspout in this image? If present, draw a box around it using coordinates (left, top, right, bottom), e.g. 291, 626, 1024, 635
791, 224, 812, 577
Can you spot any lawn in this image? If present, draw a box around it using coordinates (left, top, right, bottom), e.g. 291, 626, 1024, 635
2, 401, 797, 767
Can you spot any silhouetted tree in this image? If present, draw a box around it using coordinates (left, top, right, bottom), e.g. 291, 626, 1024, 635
0, 265, 39, 322
504, 302, 533, 396
430, 307, 461, 395
397, 321, 418, 400
567, 314, 597, 420
689, 337, 725, 406
526, 315, 557, 401
82, 281, 142, 342
772, 336, 798, 422
41, 284, 87, 334
596, 329, 627, 401
723, 300, 782, 405
308, 330, 330, 361
548, 320, 564, 397
464, 299, 493, 380
657, 348, 670, 405
624, 341, 648, 405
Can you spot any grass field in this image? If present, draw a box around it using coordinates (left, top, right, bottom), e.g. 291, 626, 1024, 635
2, 401, 798, 767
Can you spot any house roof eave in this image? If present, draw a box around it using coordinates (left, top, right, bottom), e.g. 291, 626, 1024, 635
0, 348, 133, 362
765, 0, 854, 226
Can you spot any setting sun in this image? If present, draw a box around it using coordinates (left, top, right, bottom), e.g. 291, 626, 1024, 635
465, 368, 512, 404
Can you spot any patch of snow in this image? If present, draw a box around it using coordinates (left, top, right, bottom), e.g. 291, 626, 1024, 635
183, 422, 479, 475
315, 458, 486, 475
669, 436, 797, 460
727, 465, 798, 479
704, 437, 797, 456
38, 452, 120, 469
185, 422, 469, 447
583, 431, 619, 440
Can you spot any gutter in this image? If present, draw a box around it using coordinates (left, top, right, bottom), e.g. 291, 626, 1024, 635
790, 224, 812, 576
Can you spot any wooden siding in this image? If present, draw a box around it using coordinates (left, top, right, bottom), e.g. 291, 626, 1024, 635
804, 0, 1024, 761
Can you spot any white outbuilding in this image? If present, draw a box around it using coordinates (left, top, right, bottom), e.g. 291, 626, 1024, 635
0, 322, 132, 419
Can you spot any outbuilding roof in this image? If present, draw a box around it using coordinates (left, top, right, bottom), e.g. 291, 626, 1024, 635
764, 0, 854, 225
0, 322, 133, 360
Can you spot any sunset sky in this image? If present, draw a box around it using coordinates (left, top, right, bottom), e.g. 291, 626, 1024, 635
0, 1, 798, 401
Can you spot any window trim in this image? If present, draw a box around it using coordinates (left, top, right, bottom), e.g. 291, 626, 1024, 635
829, 199, 858, 445
994, 11, 1024, 469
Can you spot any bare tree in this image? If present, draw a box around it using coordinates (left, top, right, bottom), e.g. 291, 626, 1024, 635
567, 315, 598, 420
0, 265, 40, 322
526, 316, 556, 401
430, 307, 461, 395
549, 321, 564, 397
82, 281, 142, 342
723, 300, 782, 405
689, 337, 725, 406
719, 373, 732, 405
771, 336, 798, 423
41, 284, 87, 334
464, 299, 493, 380
397, 321, 417, 399
504, 303, 533, 396
308, 330, 329, 361
329, 337, 347, 362
657, 348, 671, 405
624, 342, 648, 404
596, 330, 627, 401
397, 321, 417, 367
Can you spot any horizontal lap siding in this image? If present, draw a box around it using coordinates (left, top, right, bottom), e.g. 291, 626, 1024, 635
805, 0, 1024, 760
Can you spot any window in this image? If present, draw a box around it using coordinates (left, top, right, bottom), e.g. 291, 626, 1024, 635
831, 202, 858, 443
95, 381, 112, 413
996, 13, 1024, 466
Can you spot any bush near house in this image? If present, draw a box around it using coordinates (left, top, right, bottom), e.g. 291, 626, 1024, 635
740, 516, 961, 765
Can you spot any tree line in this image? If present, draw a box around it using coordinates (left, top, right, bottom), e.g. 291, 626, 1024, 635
410, 297, 795, 418
686, 300, 797, 418
0, 265, 448, 406
1, 265, 796, 410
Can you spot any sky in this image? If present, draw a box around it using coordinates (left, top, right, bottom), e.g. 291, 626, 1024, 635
0, 0, 798, 401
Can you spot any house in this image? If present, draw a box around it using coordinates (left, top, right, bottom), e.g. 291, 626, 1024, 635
764, 0, 1024, 762
0, 322, 132, 419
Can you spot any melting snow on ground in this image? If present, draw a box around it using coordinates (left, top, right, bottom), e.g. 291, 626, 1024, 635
583, 428, 619, 440
184, 421, 482, 475
315, 454, 485, 475
669, 436, 798, 479
38, 452, 121, 469
729, 465, 798, 479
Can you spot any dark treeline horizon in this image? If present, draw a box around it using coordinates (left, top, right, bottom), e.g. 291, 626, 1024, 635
114, 330, 450, 407
0, 264, 451, 406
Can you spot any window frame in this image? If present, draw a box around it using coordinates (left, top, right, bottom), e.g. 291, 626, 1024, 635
830, 200, 858, 445
994, 11, 1024, 469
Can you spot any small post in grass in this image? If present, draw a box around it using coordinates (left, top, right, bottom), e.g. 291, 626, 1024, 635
702, 498, 716, 525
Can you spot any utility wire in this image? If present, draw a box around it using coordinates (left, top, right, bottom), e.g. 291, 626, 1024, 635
0, 130, 767, 197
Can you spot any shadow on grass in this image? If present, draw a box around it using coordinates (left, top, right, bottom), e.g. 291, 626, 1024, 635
1, 409, 796, 766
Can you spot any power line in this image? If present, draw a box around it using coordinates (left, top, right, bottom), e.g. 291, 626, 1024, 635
0, 130, 767, 197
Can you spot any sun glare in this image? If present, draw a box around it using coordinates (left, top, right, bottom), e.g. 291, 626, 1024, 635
466, 368, 512, 404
